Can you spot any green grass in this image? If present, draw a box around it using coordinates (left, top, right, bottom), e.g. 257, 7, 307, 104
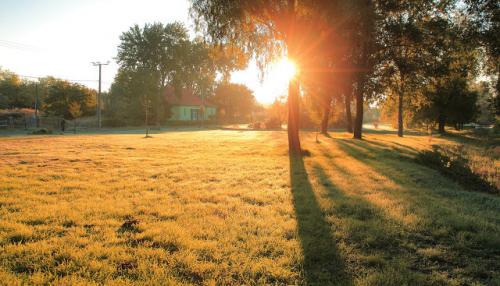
0, 130, 499, 285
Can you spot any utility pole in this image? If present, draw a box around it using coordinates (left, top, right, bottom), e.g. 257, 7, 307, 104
92, 61, 109, 128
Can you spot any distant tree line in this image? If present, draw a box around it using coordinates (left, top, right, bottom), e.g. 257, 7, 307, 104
0, 68, 96, 120
3, 0, 498, 140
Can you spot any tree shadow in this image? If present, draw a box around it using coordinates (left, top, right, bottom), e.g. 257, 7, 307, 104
439, 130, 499, 147
314, 138, 500, 283
310, 163, 403, 252
289, 155, 352, 285
361, 138, 419, 154
362, 128, 427, 137
334, 138, 500, 240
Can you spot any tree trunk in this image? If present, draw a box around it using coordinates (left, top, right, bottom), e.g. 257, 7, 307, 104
397, 79, 404, 137
438, 113, 446, 134
288, 77, 301, 155
320, 98, 331, 134
156, 89, 164, 129
344, 90, 353, 133
353, 82, 364, 139
286, 0, 301, 156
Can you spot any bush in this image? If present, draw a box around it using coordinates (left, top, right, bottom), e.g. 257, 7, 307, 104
264, 117, 282, 129
31, 128, 53, 135
248, 122, 263, 129
416, 145, 498, 194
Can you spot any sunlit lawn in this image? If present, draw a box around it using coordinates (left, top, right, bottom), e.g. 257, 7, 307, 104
0, 129, 499, 285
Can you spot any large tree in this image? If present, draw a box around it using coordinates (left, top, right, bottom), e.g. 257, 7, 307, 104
190, 0, 343, 154
377, 0, 442, 137
44, 80, 96, 120
107, 68, 159, 124
117, 22, 191, 126
116, 22, 243, 125
0, 69, 35, 109
350, 1, 381, 139
414, 14, 479, 133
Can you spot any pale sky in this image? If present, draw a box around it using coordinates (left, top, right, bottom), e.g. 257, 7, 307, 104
0, 0, 288, 104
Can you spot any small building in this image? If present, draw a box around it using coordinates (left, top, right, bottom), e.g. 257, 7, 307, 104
164, 86, 216, 121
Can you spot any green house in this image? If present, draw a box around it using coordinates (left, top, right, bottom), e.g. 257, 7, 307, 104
165, 87, 216, 121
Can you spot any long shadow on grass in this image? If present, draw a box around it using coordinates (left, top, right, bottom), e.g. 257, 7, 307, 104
440, 130, 499, 147
334, 138, 500, 219
289, 155, 352, 285
362, 128, 427, 137
332, 138, 500, 279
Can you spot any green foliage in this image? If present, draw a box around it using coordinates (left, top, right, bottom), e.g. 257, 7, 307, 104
116, 22, 191, 124
379, 9, 483, 132
211, 83, 257, 122
43, 80, 95, 120
107, 69, 158, 125
0, 68, 95, 121
209, 45, 248, 82
413, 78, 480, 130
113, 22, 234, 125
0, 69, 35, 109
465, 0, 499, 88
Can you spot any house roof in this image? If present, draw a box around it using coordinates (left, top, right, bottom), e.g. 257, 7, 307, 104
164, 86, 216, 108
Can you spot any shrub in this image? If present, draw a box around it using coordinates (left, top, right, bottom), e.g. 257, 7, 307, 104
416, 145, 498, 194
248, 122, 263, 129
264, 117, 282, 129
31, 128, 53, 135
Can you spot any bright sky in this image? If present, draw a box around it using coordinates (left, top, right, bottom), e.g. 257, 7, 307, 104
0, 0, 288, 104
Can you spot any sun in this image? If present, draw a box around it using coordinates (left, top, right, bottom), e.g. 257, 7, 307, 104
274, 57, 298, 81
230, 57, 299, 104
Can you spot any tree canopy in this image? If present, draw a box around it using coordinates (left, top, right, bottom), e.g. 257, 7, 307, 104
211, 82, 258, 121
44, 80, 96, 120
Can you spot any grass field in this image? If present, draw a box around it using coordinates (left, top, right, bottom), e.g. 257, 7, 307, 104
0, 129, 499, 285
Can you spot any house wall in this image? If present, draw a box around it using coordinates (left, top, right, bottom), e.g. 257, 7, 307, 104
170, 106, 216, 121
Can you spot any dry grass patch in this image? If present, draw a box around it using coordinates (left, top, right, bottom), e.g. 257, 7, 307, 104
0, 129, 499, 285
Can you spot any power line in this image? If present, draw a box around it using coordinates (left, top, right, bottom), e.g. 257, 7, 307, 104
17, 74, 97, 82
16, 74, 111, 85
0, 39, 42, 52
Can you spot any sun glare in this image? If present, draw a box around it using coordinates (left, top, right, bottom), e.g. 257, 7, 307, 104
231, 57, 298, 104
275, 57, 298, 81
